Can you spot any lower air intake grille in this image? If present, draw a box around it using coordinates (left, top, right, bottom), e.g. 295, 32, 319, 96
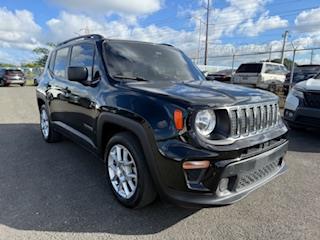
236, 160, 281, 190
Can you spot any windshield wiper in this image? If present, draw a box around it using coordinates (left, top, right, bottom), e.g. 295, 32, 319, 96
112, 75, 149, 82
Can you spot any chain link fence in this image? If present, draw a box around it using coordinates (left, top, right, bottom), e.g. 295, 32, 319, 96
192, 47, 320, 107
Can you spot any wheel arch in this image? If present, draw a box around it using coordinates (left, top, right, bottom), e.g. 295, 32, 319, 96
97, 112, 155, 158
96, 111, 163, 192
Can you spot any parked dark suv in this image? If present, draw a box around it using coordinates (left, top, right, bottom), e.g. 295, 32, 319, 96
0, 69, 25, 86
36, 34, 288, 208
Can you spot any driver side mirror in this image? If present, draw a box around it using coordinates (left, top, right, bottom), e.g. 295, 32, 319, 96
68, 66, 88, 83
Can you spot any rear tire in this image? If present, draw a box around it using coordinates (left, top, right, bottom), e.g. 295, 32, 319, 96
105, 132, 157, 208
39, 105, 62, 143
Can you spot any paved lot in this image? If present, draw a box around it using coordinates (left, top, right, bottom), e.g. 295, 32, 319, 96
0, 87, 319, 240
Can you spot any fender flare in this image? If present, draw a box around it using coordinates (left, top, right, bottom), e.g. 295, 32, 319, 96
96, 112, 164, 192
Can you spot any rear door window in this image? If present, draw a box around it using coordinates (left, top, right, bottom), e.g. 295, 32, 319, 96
264, 64, 286, 75
70, 43, 95, 81
236, 64, 262, 73
53, 47, 70, 79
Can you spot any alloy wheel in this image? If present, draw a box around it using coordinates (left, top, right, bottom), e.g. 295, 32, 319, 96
40, 109, 49, 138
107, 144, 138, 199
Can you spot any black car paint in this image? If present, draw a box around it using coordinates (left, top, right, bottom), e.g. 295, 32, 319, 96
284, 90, 320, 128
36, 37, 288, 207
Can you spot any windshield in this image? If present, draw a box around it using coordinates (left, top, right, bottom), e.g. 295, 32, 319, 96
296, 65, 320, 73
5, 70, 23, 75
236, 64, 262, 73
104, 41, 205, 82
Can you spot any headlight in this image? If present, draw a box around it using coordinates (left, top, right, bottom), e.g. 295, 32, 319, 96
291, 87, 304, 98
195, 110, 216, 136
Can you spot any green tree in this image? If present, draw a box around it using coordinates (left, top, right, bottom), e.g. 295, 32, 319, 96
271, 58, 297, 71
0, 63, 16, 68
33, 42, 56, 67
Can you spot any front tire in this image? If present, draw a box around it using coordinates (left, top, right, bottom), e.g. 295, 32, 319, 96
39, 105, 62, 143
105, 132, 156, 208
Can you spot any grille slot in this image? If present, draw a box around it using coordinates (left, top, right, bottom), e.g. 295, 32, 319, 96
228, 102, 279, 138
304, 92, 320, 108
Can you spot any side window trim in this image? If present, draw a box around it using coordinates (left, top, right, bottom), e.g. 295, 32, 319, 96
49, 51, 56, 74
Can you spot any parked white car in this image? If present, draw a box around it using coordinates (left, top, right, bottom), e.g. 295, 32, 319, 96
233, 62, 288, 90
284, 73, 320, 129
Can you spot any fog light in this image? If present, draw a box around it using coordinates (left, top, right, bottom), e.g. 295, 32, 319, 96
219, 178, 229, 192
285, 110, 294, 118
182, 160, 210, 170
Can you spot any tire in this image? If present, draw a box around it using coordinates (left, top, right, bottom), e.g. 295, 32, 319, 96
105, 132, 157, 208
39, 105, 62, 143
20, 83, 25, 87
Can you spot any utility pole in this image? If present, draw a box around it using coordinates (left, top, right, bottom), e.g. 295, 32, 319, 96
289, 42, 297, 91
197, 19, 202, 65
268, 45, 272, 62
310, 49, 314, 64
280, 30, 289, 64
204, 0, 211, 65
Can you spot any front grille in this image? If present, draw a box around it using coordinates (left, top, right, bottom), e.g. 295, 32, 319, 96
236, 159, 281, 190
228, 102, 279, 138
304, 92, 320, 108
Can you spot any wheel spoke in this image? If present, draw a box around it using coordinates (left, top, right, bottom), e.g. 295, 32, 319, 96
126, 173, 137, 179
122, 181, 130, 197
127, 180, 135, 190
116, 146, 122, 163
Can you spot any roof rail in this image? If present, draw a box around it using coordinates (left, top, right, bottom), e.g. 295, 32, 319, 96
57, 34, 104, 46
160, 43, 174, 47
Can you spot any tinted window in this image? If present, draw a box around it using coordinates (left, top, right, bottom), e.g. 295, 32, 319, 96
236, 64, 262, 73
298, 65, 320, 73
5, 70, 23, 75
104, 41, 205, 82
53, 48, 69, 78
264, 64, 287, 75
70, 44, 95, 81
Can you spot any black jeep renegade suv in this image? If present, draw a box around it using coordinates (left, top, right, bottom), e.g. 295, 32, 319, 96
36, 34, 288, 208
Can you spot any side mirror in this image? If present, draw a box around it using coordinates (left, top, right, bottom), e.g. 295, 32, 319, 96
68, 66, 88, 83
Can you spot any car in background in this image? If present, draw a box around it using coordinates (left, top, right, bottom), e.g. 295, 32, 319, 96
283, 65, 320, 95
233, 62, 288, 91
0, 69, 26, 87
206, 69, 234, 82
284, 72, 320, 129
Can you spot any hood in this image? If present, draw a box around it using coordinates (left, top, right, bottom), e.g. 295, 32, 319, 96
125, 80, 277, 107
296, 78, 320, 91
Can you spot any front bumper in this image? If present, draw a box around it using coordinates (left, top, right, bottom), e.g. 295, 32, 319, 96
153, 136, 288, 207
284, 107, 320, 128
4, 78, 26, 84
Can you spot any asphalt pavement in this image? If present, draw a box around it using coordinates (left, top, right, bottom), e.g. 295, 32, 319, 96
0, 87, 319, 240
